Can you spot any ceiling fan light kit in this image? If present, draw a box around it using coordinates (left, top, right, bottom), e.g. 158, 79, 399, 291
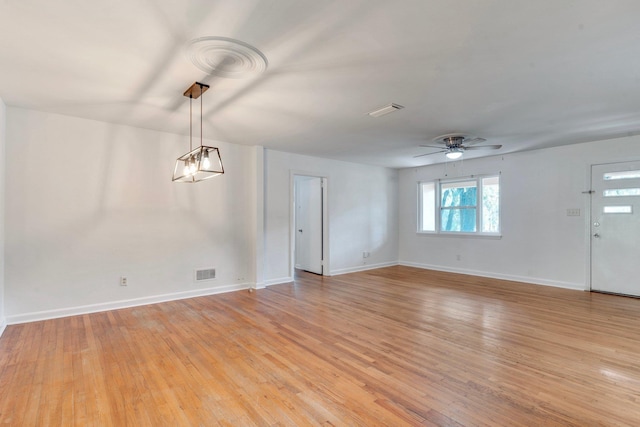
445, 149, 464, 160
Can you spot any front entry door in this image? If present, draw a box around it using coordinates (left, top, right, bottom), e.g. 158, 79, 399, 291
591, 161, 640, 296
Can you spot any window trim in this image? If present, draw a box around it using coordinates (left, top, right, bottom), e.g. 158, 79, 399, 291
417, 173, 501, 237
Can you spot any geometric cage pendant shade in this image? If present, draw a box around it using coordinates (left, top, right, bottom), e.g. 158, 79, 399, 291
172, 145, 224, 182
172, 81, 225, 183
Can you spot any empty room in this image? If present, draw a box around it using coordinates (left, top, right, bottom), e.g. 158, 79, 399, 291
1, 1, 640, 425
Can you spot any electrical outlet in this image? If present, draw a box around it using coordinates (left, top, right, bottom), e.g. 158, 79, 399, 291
567, 208, 581, 216
120, 276, 128, 286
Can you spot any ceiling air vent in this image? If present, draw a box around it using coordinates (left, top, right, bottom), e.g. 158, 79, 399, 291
367, 103, 404, 117
195, 268, 216, 281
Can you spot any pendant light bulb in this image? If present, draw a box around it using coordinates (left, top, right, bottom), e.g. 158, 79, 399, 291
189, 157, 197, 174
202, 150, 211, 169
183, 160, 191, 176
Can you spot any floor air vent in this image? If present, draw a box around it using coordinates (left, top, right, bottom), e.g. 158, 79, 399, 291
195, 268, 216, 281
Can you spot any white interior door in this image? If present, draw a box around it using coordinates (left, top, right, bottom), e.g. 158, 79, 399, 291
591, 161, 640, 296
295, 176, 323, 274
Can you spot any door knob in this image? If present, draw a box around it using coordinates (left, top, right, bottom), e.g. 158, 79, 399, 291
298, 229, 303, 233
593, 233, 600, 238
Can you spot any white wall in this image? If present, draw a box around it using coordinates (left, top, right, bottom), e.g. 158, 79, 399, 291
5, 108, 256, 322
0, 98, 6, 334
399, 135, 640, 290
264, 150, 398, 283
8, 107, 637, 325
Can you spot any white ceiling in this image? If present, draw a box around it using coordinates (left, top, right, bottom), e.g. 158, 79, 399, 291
1, 1, 640, 168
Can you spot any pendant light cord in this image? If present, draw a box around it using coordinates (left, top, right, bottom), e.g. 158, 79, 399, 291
189, 95, 193, 152
200, 83, 203, 148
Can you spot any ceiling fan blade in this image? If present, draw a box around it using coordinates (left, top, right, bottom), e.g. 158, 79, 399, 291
463, 137, 487, 146
419, 144, 447, 149
464, 144, 502, 150
414, 150, 447, 158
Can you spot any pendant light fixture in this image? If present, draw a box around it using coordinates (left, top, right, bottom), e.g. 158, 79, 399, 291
172, 82, 224, 183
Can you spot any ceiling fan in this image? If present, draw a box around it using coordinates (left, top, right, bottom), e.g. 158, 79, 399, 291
415, 134, 502, 160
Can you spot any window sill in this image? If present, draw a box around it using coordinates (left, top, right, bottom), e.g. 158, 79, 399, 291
416, 231, 502, 239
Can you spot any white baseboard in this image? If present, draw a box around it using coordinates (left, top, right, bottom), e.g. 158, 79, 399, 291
6, 283, 252, 325
399, 261, 586, 291
330, 261, 399, 276
252, 282, 267, 290
263, 277, 293, 286
5, 263, 585, 326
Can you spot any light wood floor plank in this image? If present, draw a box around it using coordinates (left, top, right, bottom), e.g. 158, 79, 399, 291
2, 266, 640, 425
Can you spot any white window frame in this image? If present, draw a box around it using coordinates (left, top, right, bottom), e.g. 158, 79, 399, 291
417, 174, 501, 237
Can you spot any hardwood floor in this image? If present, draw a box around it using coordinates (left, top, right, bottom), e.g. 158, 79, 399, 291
2, 266, 640, 425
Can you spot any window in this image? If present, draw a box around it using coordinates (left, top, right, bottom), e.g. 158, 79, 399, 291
418, 174, 500, 235
441, 180, 477, 232
419, 182, 436, 231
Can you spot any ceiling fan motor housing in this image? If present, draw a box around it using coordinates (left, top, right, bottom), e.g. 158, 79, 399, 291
443, 136, 466, 148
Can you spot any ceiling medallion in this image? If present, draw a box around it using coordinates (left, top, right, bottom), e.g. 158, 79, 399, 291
186, 36, 268, 79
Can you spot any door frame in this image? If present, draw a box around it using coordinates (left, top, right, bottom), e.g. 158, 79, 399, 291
587, 163, 594, 292
290, 171, 330, 278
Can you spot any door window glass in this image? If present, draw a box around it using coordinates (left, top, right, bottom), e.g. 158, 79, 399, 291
603, 170, 640, 180
603, 206, 632, 214
603, 188, 640, 197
